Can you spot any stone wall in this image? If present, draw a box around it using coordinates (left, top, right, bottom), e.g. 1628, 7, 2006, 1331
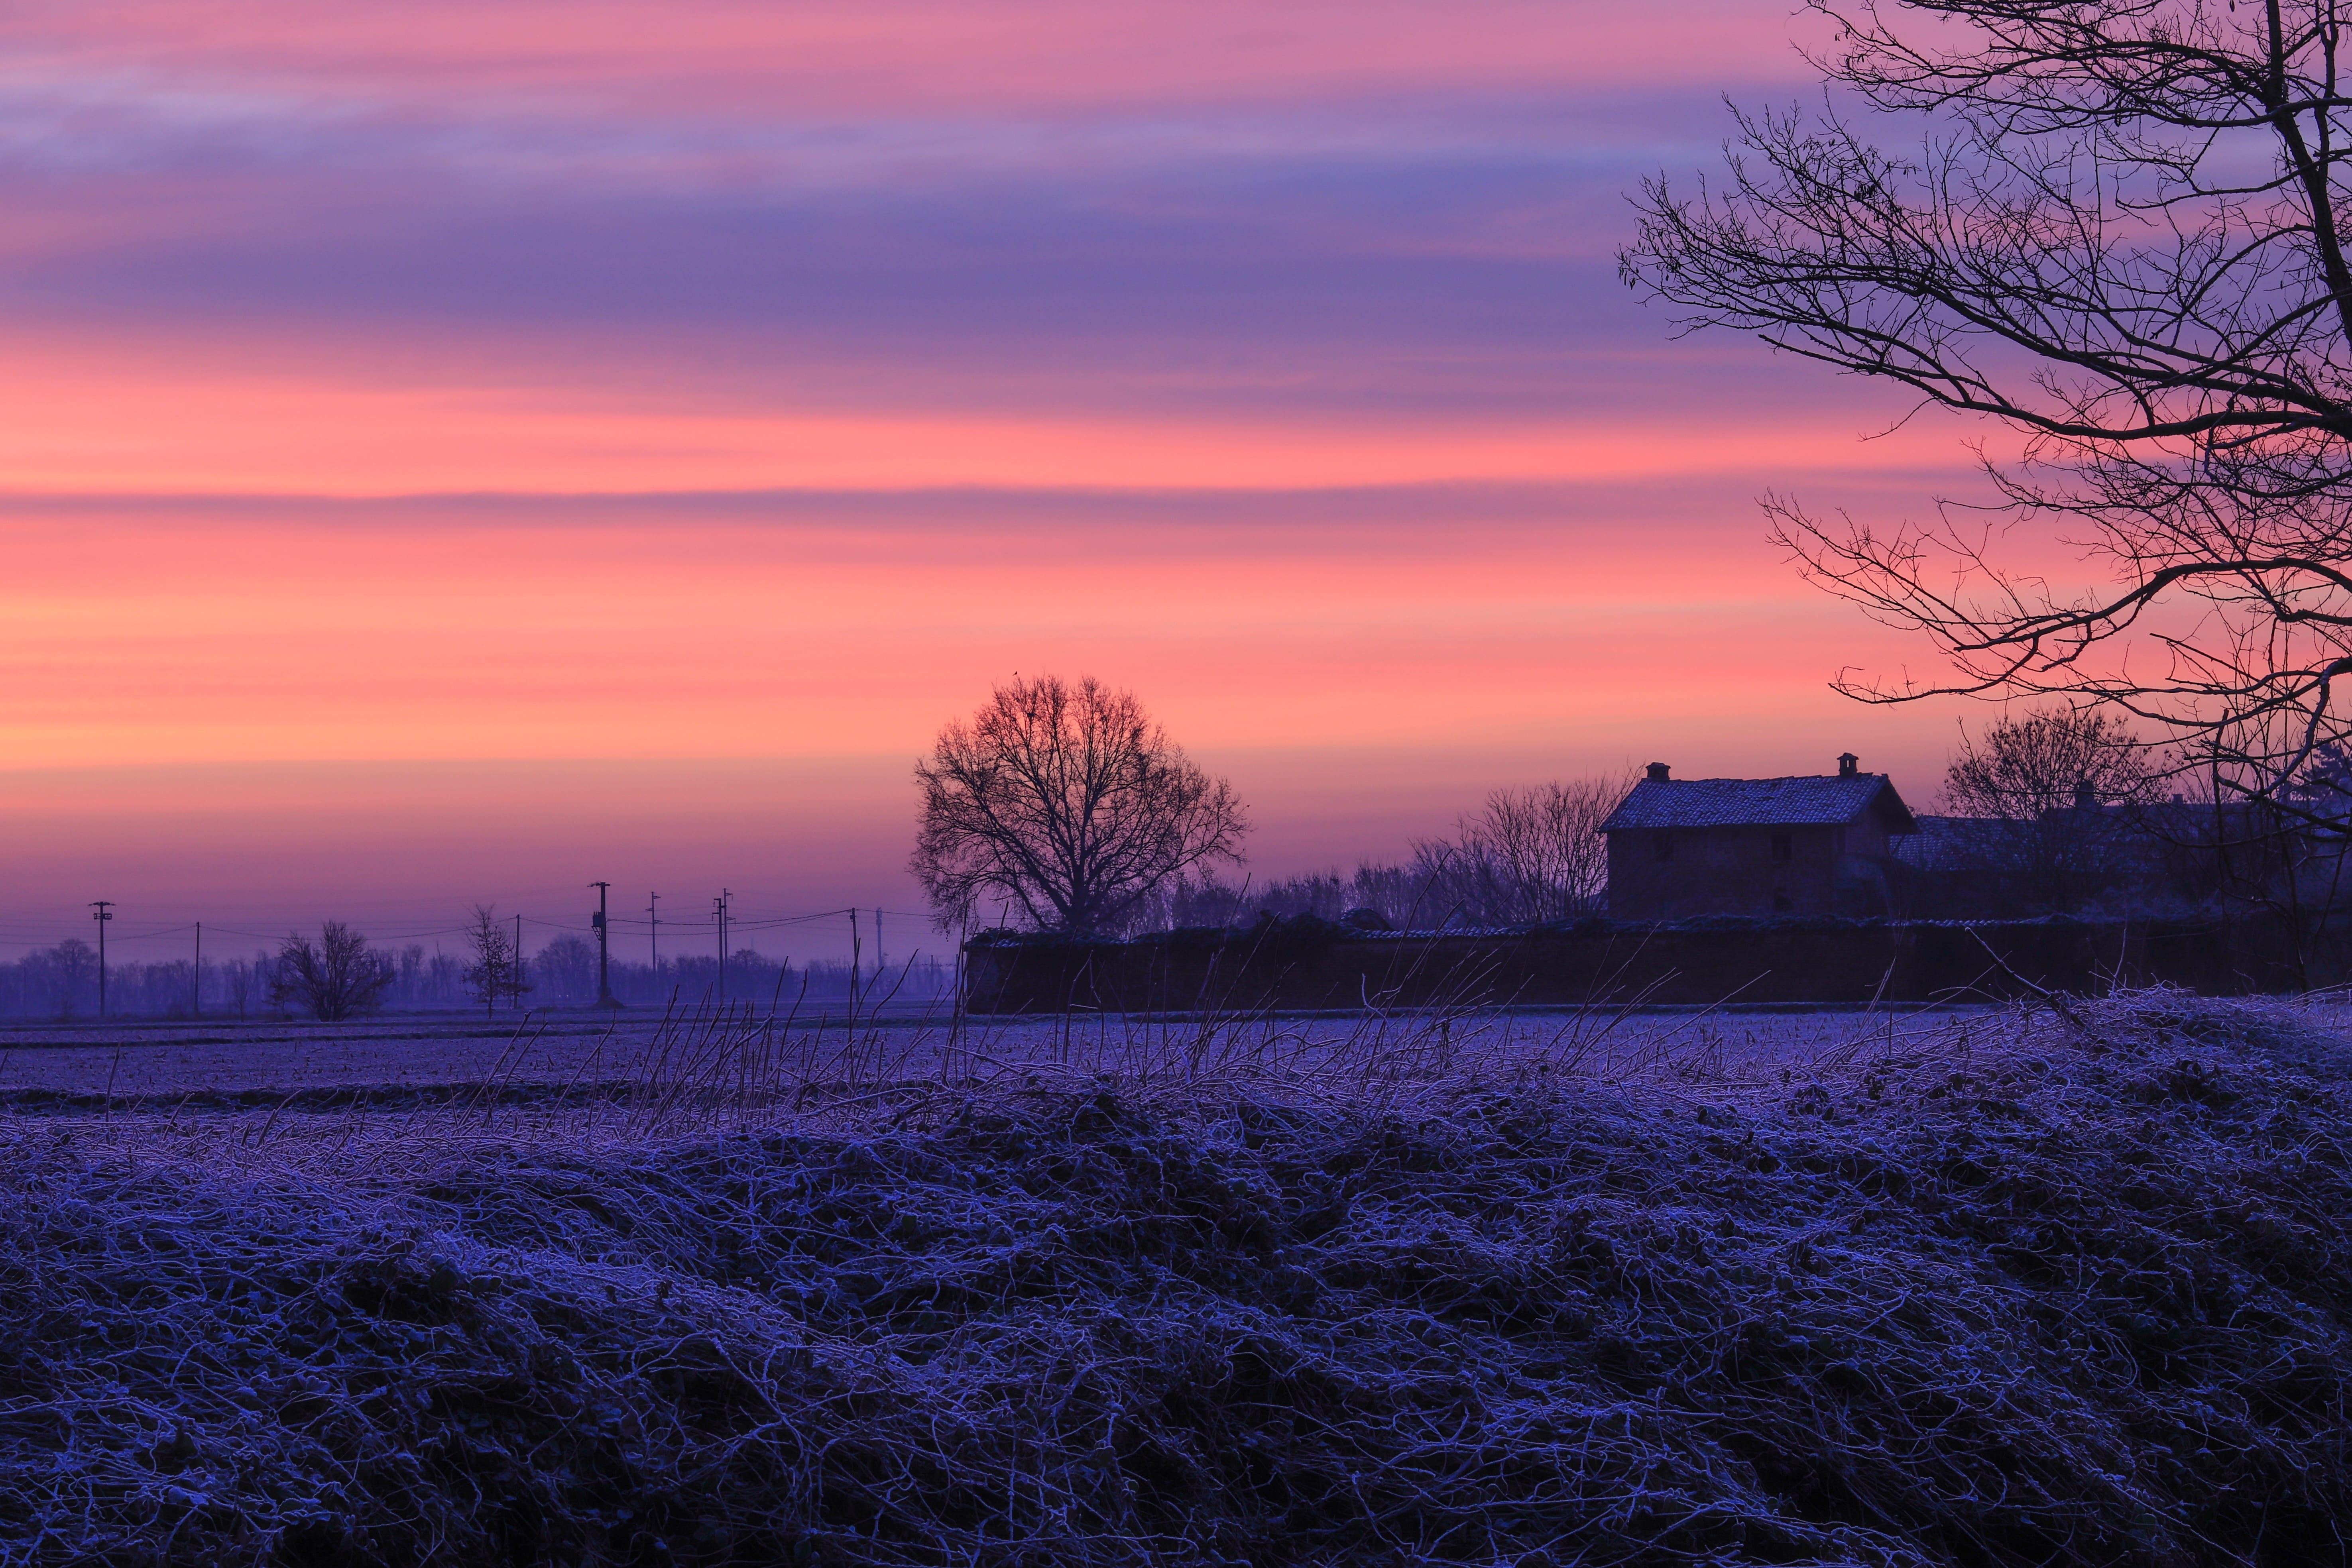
961, 915, 2316, 1014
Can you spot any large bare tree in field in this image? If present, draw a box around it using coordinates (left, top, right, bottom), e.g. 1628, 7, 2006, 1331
1623, 0, 2352, 821
913, 676, 1248, 935
461, 904, 523, 1019
270, 922, 395, 1022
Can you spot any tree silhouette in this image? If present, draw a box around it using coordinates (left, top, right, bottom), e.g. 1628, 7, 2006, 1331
913, 675, 1247, 935
270, 923, 395, 1022
1624, 0, 2352, 817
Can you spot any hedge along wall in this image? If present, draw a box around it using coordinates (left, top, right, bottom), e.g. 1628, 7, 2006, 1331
959, 916, 2316, 1014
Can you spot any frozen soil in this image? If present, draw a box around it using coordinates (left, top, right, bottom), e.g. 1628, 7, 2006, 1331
4, 990, 2352, 1566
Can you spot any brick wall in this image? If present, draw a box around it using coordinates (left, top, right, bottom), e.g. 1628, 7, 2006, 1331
963, 916, 2313, 1014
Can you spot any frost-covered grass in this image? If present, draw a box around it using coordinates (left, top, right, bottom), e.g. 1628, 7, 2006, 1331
4, 990, 2352, 1566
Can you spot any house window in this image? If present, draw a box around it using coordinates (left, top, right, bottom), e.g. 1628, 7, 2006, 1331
1770, 833, 1793, 863
1653, 832, 1674, 863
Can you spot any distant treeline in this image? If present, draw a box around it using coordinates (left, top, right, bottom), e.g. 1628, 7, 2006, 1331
0, 933, 952, 1022
1118, 777, 1624, 934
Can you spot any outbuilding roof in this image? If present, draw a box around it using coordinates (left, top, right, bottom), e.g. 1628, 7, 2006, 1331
1886, 814, 1994, 868
1598, 774, 1918, 834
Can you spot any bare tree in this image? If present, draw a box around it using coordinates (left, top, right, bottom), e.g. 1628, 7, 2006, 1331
1413, 776, 1628, 925
1941, 707, 2152, 910
41, 938, 96, 1020
913, 675, 1248, 935
462, 904, 519, 1019
270, 922, 395, 1022
1112, 776, 1626, 932
533, 934, 598, 1004
224, 957, 253, 1021
1623, 0, 2352, 817
1127, 865, 1422, 931
1945, 708, 2152, 815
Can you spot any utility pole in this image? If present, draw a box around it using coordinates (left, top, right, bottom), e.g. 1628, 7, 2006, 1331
90, 902, 112, 1019
713, 890, 731, 998
647, 892, 661, 979
589, 881, 617, 1008
514, 913, 526, 1012
875, 908, 885, 978
193, 921, 202, 1018
849, 906, 861, 993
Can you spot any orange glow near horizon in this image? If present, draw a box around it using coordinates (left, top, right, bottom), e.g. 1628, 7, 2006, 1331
0, 489, 1982, 769
0, 0, 2043, 945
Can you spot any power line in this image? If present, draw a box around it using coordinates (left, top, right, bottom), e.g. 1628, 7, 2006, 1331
197, 924, 476, 942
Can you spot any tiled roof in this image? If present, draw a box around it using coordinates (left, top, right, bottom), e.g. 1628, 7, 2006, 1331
1598, 775, 1917, 833
1889, 815, 1998, 868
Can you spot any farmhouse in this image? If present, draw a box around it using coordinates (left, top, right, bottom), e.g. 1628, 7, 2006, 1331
1599, 755, 1919, 920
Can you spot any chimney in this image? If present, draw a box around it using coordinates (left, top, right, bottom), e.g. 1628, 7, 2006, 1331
1837, 753, 1859, 778
1645, 762, 1671, 783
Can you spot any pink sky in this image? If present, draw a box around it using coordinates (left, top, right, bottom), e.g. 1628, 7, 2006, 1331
0, 2, 2042, 961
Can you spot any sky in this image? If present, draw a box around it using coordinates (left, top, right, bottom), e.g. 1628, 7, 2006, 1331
0, 0, 2028, 965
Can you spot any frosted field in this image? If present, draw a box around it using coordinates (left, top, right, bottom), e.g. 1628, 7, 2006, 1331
10, 990, 2352, 1566
10, 995, 2345, 1163
1, 1002, 2008, 1104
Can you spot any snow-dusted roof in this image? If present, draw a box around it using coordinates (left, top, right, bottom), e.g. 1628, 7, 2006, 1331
1598, 775, 1917, 834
